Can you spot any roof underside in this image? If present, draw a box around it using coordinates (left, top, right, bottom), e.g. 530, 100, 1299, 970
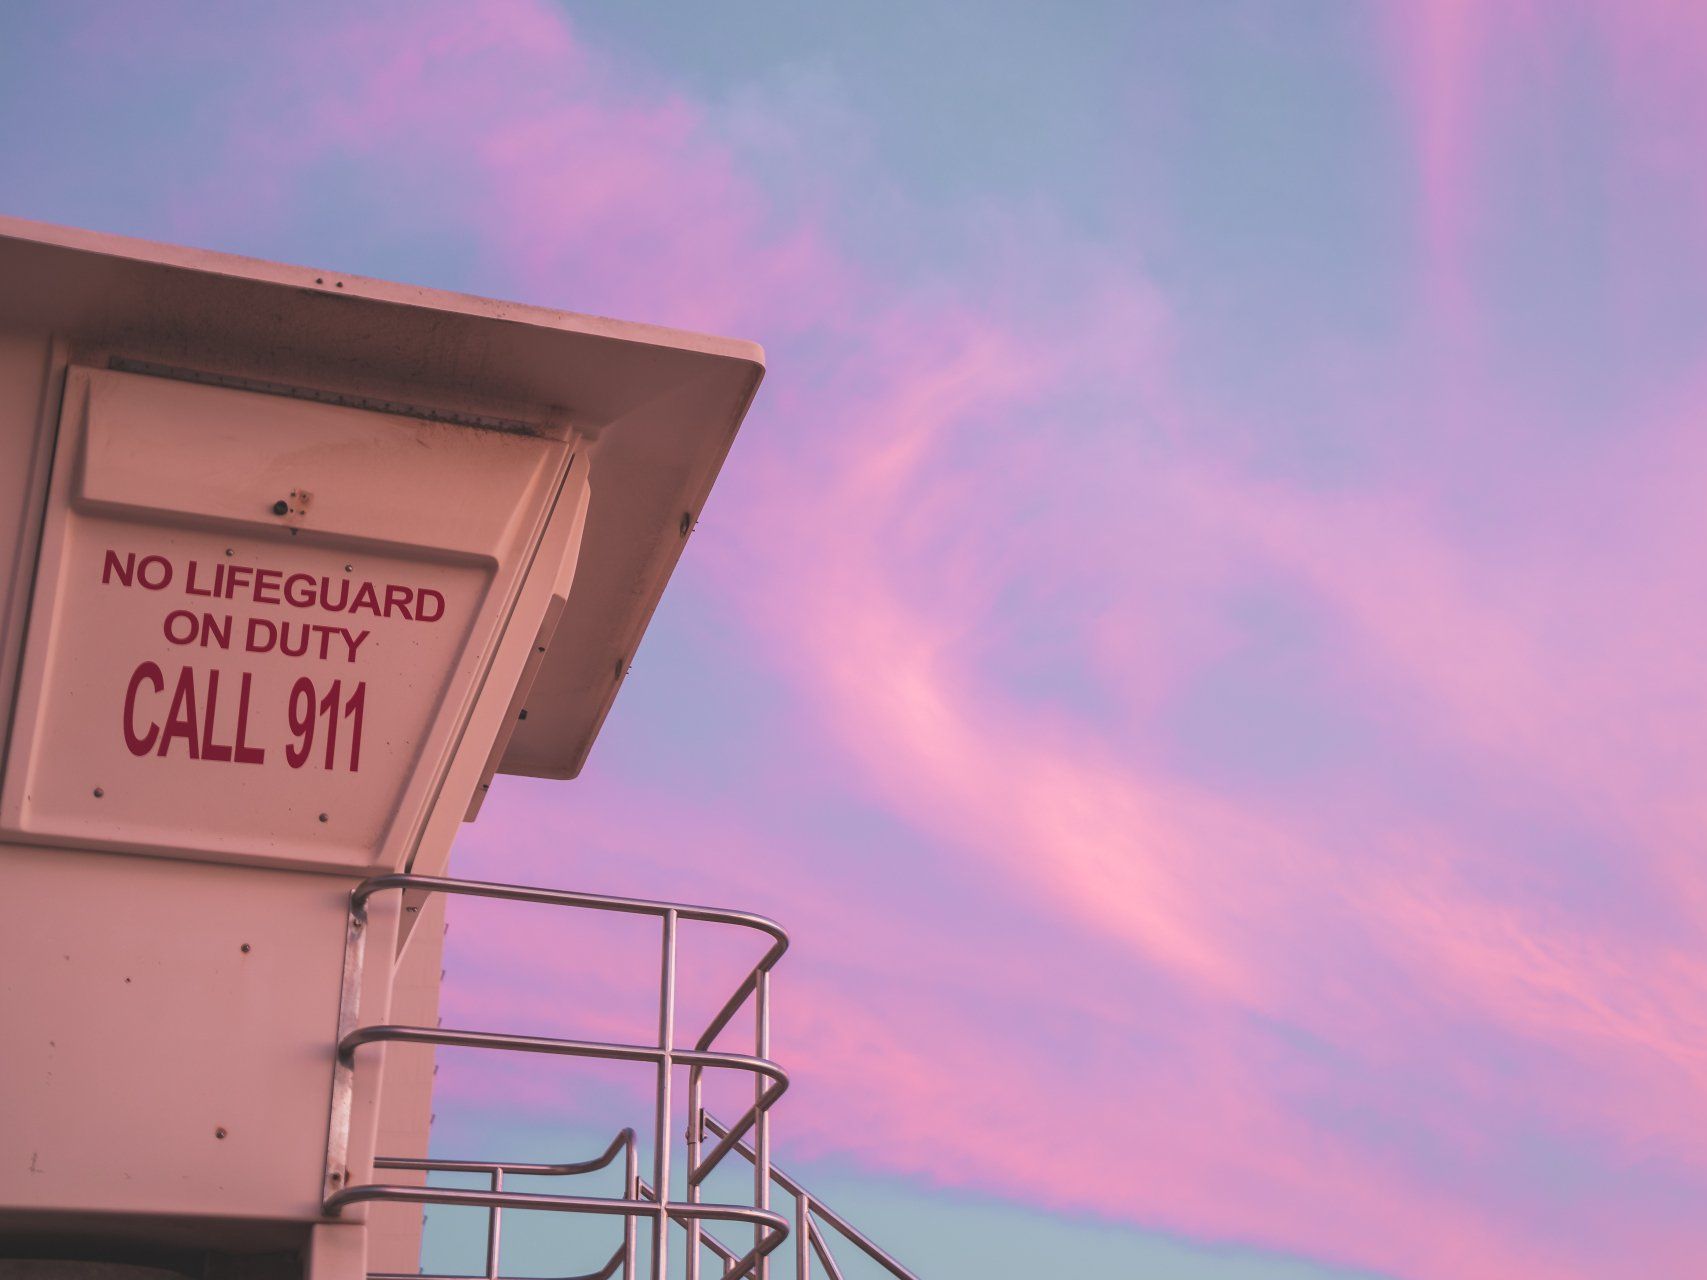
0, 215, 764, 779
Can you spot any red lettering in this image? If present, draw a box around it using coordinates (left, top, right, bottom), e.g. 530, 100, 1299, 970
283, 676, 365, 770
124, 664, 265, 766
138, 555, 172, 590
168, 610, 232, 649
202, 613, 231, 650
103, 549, 136, 587
184, 560, 213, 597
234, 672, 265, 765
223, 564, 253, 599
163, 610, 199, 646
279, 622, 309, 659
415, 588, 445, 623
157, 666, 199, 758
254, 568, 282, 605
286, 677, 314, 768
245, 617, 277, 654
346, 682, 365, 772
318, 679, 341, 770
348, 581, 380, 615
122, 662, 163, 755
199, 669, 233, 763
382, 584, 413, 620
284, 572, 317, 608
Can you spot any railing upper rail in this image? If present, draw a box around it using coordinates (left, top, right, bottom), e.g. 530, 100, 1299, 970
374, 1126, 635, 1178
338, 1024, 791, 1096
327, 1184, 782, 1230
351, 873, 790, 959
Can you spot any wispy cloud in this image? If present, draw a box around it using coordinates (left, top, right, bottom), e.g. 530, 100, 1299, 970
13, 1, 1707, 1275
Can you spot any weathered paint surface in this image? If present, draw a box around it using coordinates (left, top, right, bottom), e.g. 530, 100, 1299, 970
0, 845, 360, 1220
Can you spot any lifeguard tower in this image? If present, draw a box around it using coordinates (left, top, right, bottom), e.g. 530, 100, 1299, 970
0, 218, 916, 1280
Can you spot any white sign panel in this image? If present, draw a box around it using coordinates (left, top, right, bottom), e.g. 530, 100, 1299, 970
1, 367, 571, 871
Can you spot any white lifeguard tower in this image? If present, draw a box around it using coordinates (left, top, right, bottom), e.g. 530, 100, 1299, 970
0, 218, 916, 1280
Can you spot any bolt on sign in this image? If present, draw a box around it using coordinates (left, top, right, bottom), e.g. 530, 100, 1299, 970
0, 366, 583, 871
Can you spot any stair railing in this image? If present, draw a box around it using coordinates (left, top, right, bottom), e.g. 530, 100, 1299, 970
320, 872, 922, 1280
700, 1112, 920, 1280
321, 874, 791, 1280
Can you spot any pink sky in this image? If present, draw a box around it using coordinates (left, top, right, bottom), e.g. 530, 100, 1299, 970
6, 2, 1707, 1275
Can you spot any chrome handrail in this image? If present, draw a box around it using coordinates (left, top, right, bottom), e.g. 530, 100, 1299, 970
351, 874, 791, 953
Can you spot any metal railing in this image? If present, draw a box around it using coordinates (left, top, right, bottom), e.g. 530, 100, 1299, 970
320, 873, 919, 1280
368, 1130, 640, 1280
700, 1114, 919, 1280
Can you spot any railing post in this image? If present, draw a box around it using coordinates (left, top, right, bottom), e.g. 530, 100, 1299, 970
795, 1192, 811, 1280
652, 910, 678, 1280
754, 967, 772, 1280
685, 1067, 703, 1280
623, 1133, 638, 1279
485, 1168, 503, 1280
323, 894, 369, 1203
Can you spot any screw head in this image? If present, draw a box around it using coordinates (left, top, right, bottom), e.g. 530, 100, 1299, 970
214, 1127, 227, 1140
272, 500, 290, 516
318, 812, 329, 823
92, 787, 104, 798
240, 943, 251, 954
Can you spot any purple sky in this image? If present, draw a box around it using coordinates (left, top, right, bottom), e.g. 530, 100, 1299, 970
6, 4, 1707, 1277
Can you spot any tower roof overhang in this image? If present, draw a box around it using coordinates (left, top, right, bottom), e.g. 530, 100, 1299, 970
0, 214, 764, 779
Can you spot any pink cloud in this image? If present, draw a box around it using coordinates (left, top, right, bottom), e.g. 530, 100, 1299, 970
41, 1, 1707, 1275
1384, 0, 1485, 325
456, 283, 1707, 1270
